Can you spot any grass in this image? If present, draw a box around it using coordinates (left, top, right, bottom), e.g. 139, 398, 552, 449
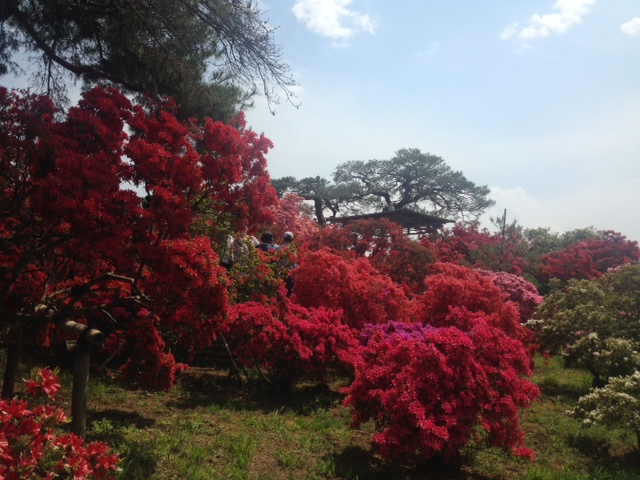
4, 353, 640, 479
465, 355, 640, 480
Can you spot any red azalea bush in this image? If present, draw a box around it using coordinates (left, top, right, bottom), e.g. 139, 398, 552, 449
139, 237, 229, 355
310, 219, 436, 294
537, 230, 640, 283
303, 224, 358, 257
430, 223, 528, 275
329, 219, 403, 260
374, 239, 436, 295
477, 270, 543, 321
0, 86, 281, 393
303, 219, 435, 291
117, 311, 188, 391
0, 368, 120, 479
292, 248, 411, 329
343, 318, 539, 462
267, 193, 319, 242
223, 300, 360, 388
339, 220, 438, 295
414, 263, 533, 345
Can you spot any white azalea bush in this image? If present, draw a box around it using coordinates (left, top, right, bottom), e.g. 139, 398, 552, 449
568, 335, 640, 387
528, 264, 640, 386
570, 370, 640, 449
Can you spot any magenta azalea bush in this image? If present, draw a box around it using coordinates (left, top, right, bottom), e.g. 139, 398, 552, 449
344, 317, 540, 461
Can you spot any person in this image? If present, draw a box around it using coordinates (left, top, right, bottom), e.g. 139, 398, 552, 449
218, 232, 235, 270
231, 226, 255, 265
256, 230, 277, 252
280, 231, 295, 249
277, 231, 298, 297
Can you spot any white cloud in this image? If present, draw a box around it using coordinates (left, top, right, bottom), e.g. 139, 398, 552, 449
482, 186, 544, 228
501, 0, 595, 42
292, 0, 376, 42
481, 180, 640, 243
500, 22, 519, 40
621, 18, 640, 37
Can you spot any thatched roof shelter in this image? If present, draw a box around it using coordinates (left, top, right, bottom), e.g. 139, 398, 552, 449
326, 209, 454, 236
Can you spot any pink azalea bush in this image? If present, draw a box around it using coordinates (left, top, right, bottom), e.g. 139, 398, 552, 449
477, 269, 543, 321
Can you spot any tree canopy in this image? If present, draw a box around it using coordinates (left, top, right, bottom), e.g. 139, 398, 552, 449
0, 0, 296, 119
0, 86, 278, 394
273, 148, 494, 224
271, 176, 352, 225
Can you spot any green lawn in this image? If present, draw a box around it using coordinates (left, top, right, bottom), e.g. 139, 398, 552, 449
5, 354, 640, 479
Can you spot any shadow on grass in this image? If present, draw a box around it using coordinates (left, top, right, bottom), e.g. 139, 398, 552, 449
83, 411, 160, 480
567, 432, 612, 459
535, 375, 591, 402
169, 367, 346, 415
332, 446, 494, 480
116, 440, 158, 480
565, 431, 640, 478
87, 408, 156, 431
620, 449, 640, 469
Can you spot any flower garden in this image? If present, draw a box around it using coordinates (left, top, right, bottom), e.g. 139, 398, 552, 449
2, 87, 640, 479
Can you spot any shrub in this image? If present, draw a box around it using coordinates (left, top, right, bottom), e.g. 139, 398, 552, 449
571, 370, 640, 448
118, 312, 188, 391
0, 86, 277, 394
431, 223, 528, 275
292, 248, 411, 330
528, 264, 640, 386
343, 318, 539, 462
477, 269, 543, 322
303, 219, 436, 294
537, 231, 640, 283
414, 263, 533, 345
568, 335, 640, 387
0, 367, 120, 479
223, 300, 360, 389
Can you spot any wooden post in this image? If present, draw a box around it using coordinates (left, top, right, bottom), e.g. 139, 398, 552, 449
1, 324, 23, 399
71, 340, 91, 438
56, 319, 105, 347
55, 319, 105, 439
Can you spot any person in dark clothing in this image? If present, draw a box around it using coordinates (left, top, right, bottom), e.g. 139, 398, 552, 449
256, 231, 277, 252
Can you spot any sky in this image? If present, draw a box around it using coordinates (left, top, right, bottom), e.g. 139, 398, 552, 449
245, 0, 640, 242
2, 1, 639, 242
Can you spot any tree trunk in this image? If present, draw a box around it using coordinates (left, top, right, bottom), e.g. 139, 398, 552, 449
71, 344, 91, 438
313, 199, 326, 225
0, 0, 18, 22
219, 333, 246, 388
1, 325, 23, 399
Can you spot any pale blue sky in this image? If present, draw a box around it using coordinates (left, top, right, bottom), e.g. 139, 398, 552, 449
2, 1, 639, 241
247, 0, 640, 241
